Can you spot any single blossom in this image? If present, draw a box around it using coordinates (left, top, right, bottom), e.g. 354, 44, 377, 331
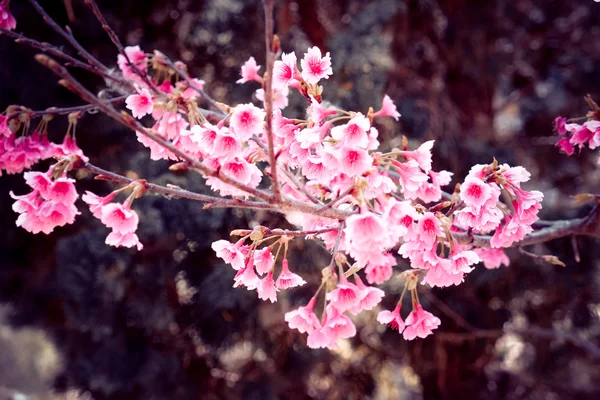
256, 270, 278, 302
125, 87, 154, 119
272, 52, 298, 89
106, 231, 144, 251
230, 103, 266, 141
100, 202, 139, 234
374, 95, 401, 120
403, 305, 441, 340
275, 259, 306, 289
284, 297, 320, 334
377, 305, 405, 332
237, 56, 262, 84
300, 46, 333, 84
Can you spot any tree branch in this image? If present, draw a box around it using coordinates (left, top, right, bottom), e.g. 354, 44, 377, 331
452, 203, 600, 248
78, 161, 277, 211
262, 0, 281, 204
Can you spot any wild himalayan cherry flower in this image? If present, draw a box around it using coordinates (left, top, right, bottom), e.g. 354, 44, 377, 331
285, 297, 320, 334
337, 146, 373, 176
417, 212, 442, 247
255, 85, 290, 110
83, 193, 143, 251
82, 191, 118, 219
348, 275, 385, 315
256, 270, 278, 302
253, 247, 274, 275
117, 46, 148, 84
237, 56, 262, 84
377, 305, 405, 332
300, 46, 333, 84
212, 239, 249, 270
473, 248, 510, 269
402, 305, 441, 340
398, 140, 435, 173
326, 276, 362, 313
230, 103, 266, 141
275, 259, 306, 289
460, 176, 492, 210
273, 52, 298, 89
365, 253, 396, 285
0, 0, 16, 30
331, 113, 371, 147
11, 171, 79, 234
374, 95, 401, 120
322, 305, 357, 341
233, 259, 260, 290
125, 87, 154, 119
344, 209, 398, 266
307, 96, 337, 125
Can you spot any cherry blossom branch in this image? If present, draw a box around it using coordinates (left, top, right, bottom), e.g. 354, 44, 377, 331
262, 0, 281, 204
25, 95, 127, 118
27, 0, 108, 73
230, 226, 341, 238
78, 161, 278, 211
452, 203, 600, 248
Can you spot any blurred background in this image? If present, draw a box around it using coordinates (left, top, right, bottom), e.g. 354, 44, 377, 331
1, 0, 600, 399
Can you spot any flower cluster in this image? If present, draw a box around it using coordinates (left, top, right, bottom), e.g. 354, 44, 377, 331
82, 184, 144, 250
10, 167, 79, 234
554, 116, 600, 164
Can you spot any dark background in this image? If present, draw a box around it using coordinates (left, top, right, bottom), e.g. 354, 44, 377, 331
1, 0, 600, 399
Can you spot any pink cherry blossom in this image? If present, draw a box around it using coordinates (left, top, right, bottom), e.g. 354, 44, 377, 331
233, 260, 260, 290
300, 46, 333, 84
331, 114, 371, 147
255, 85, 290, 110
125, 87, 154, 119
82, 191, 118, 219
237, 56, 262, 84
307, 97, 337, 125
474, 248, 510, 269
117, 46, 148, 84
211, 132, 241, 159
100, 202, 139, 234
253, 247, 275, 275
0, 0, 16, 30
284, 297, 320, 334
273, 52, 298, 89
365, 253, 396, 285
348, 275, 384, 314
230, 103, 266, 141
307, 325, 333, 349
337, 146, 373, 176
460, 176, 492, 210
402, 305, 441, 340
374, 95, 401, 120
106, 231, 144, 251
212, 239, 248, 270
275, 259, 306, 289
556, 137, 575, 155
322, 305, 356, 341
326, 277, 362, 313
256, 270, 278, 302
417, 212, 441, 247
377, 305, 405, 332
399, 140, 434, 173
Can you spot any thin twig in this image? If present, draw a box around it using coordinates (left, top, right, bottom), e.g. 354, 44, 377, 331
262, 0, 281, 204
26, 95, 127, 118
82, 0, 161, 93
0, 28, 127, 86
230, 226, 341, 238
79, 161, 276, 211
27, 0, 108, 72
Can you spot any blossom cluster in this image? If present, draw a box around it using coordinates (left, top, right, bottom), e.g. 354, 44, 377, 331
554, 116, 600, 164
